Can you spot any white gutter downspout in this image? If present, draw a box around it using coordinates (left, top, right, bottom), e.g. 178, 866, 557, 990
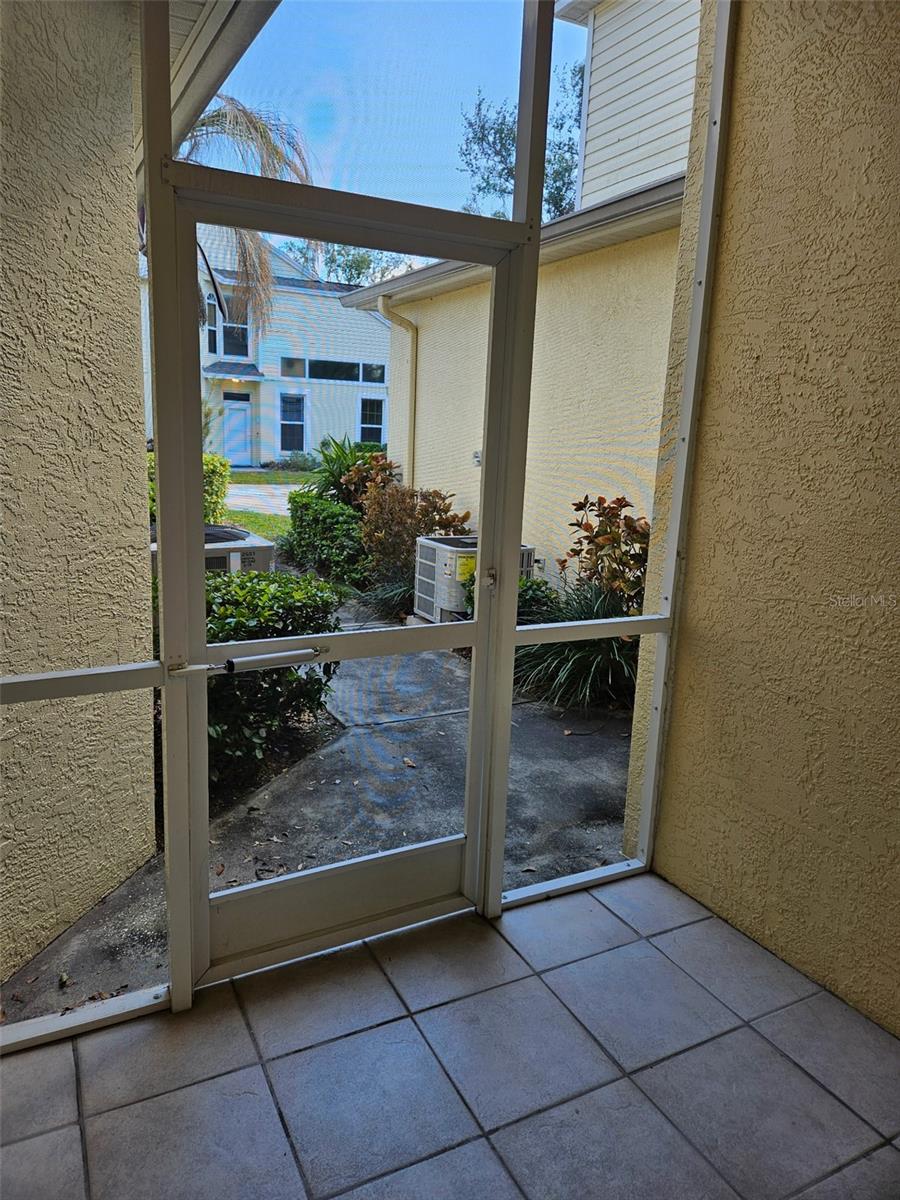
377, 296, 418, 487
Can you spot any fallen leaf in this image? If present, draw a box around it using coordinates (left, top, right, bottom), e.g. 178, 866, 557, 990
25, 975, 38, 985
214, 863, 225, 876
58, 972, 71, 990
564, 729, 572, 736
403, 757, 417, 768
246, 805, 260, 813
522, 866, 537, 873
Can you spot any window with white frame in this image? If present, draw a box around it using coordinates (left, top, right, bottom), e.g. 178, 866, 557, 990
206, 294, 218, 354
222, 298, 249, 357
281, 356, 306, 378
360, 397, 385, 445
280, 394, 305, 452
309, 359, 359, 381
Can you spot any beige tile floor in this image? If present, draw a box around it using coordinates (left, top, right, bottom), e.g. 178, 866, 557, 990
2, 874, 900, 1200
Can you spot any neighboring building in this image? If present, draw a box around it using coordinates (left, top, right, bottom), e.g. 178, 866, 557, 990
567, 0, 700, 208
343, 0, 699, 577
141, 224, 391, 464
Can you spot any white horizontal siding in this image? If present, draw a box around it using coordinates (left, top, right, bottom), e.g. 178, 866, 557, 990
256, 291, 388, 377
580, 0, 700, 208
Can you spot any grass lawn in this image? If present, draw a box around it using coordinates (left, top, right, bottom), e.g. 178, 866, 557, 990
225, 508, 290, 541
229, 469, 315, 485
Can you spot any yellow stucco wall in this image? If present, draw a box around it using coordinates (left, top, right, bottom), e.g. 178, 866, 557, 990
0, 2, 155, 979
390, 229, 679, 572
637, 0, 900, 1034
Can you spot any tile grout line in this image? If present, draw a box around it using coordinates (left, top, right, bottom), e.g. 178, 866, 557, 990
228, 978, 316, 1200
1, 1117, 87, 1151
68, 1056, 260, 1121
318, 1134, 489, 1200
364, 908, 881, 1193
779, 1137, 899, 1199
366, 917, 739, 1196
747, 1019, 890, 1146
71, 1038, 94, 1200
513, 971, 746, 1198
361, 942, 490, 1141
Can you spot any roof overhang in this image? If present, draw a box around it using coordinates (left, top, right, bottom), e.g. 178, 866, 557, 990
342, 175, 684, 311
554, 0, 596, 27
134, 1, 279, 195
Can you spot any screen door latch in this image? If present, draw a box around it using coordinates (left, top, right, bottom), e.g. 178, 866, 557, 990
167, 647, 328, 679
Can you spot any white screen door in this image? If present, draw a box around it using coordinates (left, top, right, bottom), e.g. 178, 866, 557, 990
141, 0, 673, 1005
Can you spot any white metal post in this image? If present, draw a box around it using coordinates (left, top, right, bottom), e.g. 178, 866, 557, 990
140, 0, 207, 1009
636, 0, 737, 862
463, 0, 554, 916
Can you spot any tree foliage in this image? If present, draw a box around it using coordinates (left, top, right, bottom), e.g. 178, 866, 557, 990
459, 63, 584, 222
280, 240, 416, 287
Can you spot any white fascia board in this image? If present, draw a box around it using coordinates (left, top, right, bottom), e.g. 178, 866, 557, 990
342, 174, 684, 311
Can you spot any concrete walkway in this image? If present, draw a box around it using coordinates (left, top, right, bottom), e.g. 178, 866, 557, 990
226, 483, 306, 516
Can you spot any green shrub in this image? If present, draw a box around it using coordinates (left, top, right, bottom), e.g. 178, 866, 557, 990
513, 580, 639, 710
205, 571, 341, 790
262, 451, 320, 472
148, 452, 230, 525
280, 490, 368, 586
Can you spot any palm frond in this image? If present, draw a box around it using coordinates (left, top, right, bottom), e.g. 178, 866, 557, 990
182, 94, 313, 335
179, 93, 313, 185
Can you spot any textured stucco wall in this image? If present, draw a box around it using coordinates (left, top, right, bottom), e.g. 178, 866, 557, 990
0, 2, 155, 979
634, 0, 900, 1034
391, 230, 679, 572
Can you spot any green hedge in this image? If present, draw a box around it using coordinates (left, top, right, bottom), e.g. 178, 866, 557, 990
205, 571, 341, 790
279, 491, 368, 587
148, 452, 229, 525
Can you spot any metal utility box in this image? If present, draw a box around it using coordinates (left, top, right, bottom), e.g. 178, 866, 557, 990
414, 535, 535, 622
150, 524, 275, 575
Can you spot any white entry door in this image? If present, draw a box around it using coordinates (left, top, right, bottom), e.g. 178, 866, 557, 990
224, 399, 251, 465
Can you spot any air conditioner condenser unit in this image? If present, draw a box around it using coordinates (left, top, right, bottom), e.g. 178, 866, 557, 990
414, 535, 535, 623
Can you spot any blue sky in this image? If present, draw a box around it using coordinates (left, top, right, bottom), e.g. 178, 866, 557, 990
218, 0, 587, 211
